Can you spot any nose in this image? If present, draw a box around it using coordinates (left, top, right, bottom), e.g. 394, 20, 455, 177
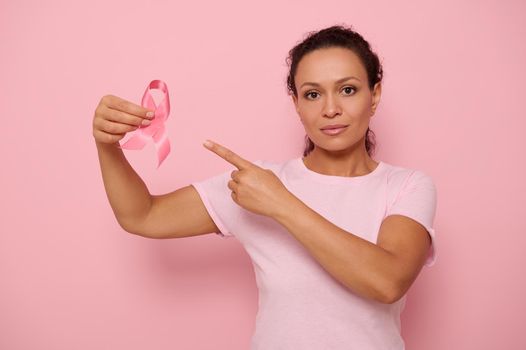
322, 93, 341, 118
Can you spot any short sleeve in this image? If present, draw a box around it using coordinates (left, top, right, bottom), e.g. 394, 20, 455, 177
190, 159, 264, 239
191, 168, 237, 238
385, 170, 438, 267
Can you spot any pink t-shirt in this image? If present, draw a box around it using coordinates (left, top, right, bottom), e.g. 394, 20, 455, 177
191, 156, 437, 350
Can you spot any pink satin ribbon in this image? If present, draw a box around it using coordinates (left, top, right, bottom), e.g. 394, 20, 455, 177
119, 80, 171, 168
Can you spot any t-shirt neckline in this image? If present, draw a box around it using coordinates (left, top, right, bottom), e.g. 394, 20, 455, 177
294, 156, 384, 184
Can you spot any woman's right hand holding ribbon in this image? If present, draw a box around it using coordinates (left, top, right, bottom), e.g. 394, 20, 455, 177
92, 94, 155, 145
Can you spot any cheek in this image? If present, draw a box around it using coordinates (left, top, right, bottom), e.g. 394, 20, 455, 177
344, 103, 373, 123
343, 97, 369, 113
301, 114, 318, 128
298, 103, 320, 121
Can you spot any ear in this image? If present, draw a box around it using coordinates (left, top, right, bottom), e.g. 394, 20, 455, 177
370, 82, 382, 116
291, 94, 304, 125
291, 94, 299, 114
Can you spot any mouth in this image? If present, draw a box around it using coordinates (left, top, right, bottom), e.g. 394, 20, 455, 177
320, 124, 349, 130
320, 124, 349, 136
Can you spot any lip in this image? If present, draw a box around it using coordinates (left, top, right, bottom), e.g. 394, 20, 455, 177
320, 124, 349, 136
320, 124, 349, 130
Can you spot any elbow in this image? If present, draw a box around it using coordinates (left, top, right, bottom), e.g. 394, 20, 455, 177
118, 218, 152, 238
123, 226, 150, 238
381, 291, 404, 305
378, 281, 405, 305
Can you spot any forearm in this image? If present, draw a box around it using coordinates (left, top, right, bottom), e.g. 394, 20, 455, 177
95, 141, 152, 231
273, 191, 399, 304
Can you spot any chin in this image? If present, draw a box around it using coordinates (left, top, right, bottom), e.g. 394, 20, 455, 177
312, 141, 357, 153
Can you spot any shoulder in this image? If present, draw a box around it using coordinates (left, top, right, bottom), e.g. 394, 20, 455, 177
381, 161, 437, 191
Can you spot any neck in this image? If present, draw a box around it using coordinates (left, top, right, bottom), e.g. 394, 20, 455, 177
303, 146, 378, 177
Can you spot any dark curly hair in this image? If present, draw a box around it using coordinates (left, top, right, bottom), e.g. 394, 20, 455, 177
286, 24, 384, 157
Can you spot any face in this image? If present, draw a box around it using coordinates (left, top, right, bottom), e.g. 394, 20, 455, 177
292, 47, 381, 155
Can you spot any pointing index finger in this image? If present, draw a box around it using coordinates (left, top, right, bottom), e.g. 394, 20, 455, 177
203, 140, 254, 170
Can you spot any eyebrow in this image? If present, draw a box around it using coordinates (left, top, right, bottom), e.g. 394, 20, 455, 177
300, 76, 361, 89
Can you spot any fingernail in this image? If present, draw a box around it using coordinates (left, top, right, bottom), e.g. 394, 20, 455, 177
146, 111, 154, 118
203, 140, 213, 147
142, 119, 152, 126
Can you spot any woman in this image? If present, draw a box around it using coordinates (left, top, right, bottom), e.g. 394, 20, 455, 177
93, 24, 437, 350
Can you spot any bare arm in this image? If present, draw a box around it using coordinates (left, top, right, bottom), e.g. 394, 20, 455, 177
95, 140, 153, 232
134, 185, 220, 239
93, 94, 219, 238
274, 191, 431, 304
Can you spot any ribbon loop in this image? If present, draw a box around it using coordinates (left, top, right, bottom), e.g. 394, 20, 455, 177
120, 80, 171, 168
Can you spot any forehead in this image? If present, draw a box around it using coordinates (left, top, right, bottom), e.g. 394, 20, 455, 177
295, 47, 367, 84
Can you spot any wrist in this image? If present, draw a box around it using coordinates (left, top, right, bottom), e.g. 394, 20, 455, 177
96, 140, 121, 150
272, 189, 301, 224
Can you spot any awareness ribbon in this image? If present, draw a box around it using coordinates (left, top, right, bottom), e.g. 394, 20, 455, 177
119, 80, 171, 168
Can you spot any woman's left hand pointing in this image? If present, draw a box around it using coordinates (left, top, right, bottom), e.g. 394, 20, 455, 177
202, 139, 293, 219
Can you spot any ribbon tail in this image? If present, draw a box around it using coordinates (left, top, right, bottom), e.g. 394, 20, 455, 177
152, 126, 170, 168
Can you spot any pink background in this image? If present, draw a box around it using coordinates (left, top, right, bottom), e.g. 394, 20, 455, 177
1, 0, 525, 349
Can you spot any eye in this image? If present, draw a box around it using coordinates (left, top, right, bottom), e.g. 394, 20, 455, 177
304, 91, 320, 100
342, 86, 356, 95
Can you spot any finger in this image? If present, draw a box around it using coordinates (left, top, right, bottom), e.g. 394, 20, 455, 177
230, 169, 239, 181
93, 129, 125, 144
101, 105, 149, 128
96, 118, 139, 135
103, 94, 155, 119
203, 140, 255, 170
227, 179, 237, 192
